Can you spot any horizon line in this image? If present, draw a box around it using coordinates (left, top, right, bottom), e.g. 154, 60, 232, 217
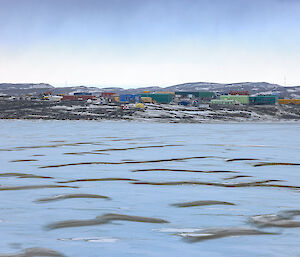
1, 81, 298, 88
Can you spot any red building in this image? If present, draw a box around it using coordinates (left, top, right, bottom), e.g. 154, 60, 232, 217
62, 95, 95, 101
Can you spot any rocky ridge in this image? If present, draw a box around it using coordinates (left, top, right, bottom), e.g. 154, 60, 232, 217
1, 82, 300, 98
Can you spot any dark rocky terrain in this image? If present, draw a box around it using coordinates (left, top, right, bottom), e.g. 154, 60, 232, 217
0, 100, 134, 120
1, 99, 300, 122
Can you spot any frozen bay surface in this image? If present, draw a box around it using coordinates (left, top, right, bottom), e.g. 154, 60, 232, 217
0, 120, 300, 257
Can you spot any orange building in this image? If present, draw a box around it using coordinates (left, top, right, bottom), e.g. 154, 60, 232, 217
278, 99, 300, 104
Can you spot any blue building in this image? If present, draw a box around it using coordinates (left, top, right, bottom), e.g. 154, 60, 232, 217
119, 94, 141, 103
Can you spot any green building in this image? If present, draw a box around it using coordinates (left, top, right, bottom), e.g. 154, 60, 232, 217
140, 93, 173, 104
220, 95, 250, 105
210, 99, 236, 105
249, 96, 277, 105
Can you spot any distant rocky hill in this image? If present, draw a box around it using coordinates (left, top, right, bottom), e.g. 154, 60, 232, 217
1, 82, 300, 98
0, 83, 54, 96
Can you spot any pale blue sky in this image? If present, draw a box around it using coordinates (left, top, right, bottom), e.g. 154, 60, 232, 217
0, 0, 299, 87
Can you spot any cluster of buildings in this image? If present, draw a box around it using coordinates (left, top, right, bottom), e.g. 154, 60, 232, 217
36, 90, 300, 106
211, 91, 299, 105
